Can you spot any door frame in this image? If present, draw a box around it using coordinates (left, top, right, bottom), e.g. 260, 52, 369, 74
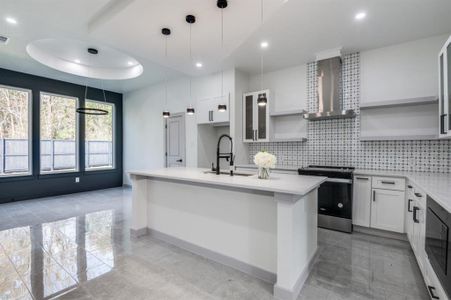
165, 112, 186, 167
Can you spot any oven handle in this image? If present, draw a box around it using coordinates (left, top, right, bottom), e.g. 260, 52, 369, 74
324, 178, 353, 184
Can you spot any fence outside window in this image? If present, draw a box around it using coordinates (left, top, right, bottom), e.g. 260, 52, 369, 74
0, 139, 113, 175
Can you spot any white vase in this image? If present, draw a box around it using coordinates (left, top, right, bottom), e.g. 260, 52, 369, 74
258, 167, 270, 179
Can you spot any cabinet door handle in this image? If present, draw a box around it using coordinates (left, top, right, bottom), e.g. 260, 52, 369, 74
407, 185, 413, 189
209, 111, 211, 121
440, 114, 447, 135
355, 177, 369, 181
372, 190, 376, 202
408, 199, 413, 212
211, 111, 214, 122
428, 286, 440, 299
413, 206, 420, 223
414, 192, 423, 198
381, 180, 395, 185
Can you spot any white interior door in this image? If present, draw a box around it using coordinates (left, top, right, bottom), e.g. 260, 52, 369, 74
165, 113, 186, 167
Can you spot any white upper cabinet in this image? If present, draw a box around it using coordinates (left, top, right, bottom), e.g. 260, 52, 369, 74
196, 94, 230, 125
243, 90, 270, 142
439, 35, 451, 139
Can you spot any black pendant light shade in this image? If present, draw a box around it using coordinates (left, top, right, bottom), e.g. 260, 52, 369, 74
257, 93, 267, 106
162, 111, 170, 118
186, 107, 195, 115
218, 104, 227, 112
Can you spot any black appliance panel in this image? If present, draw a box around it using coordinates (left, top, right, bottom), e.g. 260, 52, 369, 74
317, 181, 352, 219
426, 196, 451, 298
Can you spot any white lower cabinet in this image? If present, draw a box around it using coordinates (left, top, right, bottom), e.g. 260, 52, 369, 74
405, 184, 415, 244
371, 188, 405, 233
352, 176, 372, 227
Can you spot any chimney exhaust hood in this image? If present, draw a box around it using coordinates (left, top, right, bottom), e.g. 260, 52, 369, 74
303, 52, 355, 121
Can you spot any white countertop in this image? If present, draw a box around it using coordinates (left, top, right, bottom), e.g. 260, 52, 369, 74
128, 167, 326, 196
355, 169, 451, 212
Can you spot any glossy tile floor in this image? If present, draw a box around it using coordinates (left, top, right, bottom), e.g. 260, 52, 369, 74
0, 187, 428, 300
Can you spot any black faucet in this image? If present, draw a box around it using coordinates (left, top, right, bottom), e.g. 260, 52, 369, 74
216, 134, 234, 176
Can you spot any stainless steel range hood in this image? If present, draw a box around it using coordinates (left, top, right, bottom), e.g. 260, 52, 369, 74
303, 56, 355, 121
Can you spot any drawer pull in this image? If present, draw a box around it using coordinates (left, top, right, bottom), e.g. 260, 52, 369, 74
414, 192, 423, 198
373, 190, 376, 202
428, 286, 440, 299
381, 180, 396, 185
413, 206, 420, 223
408, 199, 413, 212
407, 185, 413, 189
355, 177, 369, 180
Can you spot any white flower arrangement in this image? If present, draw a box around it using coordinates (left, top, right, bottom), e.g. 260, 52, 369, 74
253, 151, 277, 169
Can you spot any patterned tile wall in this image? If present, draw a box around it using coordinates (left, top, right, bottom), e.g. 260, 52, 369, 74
248, 53, 451, 173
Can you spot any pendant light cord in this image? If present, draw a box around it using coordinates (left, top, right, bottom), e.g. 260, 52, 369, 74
189, 23, 192, 100
165, 35, 168, 107
260, 0, 264, 90
221, 8, 224, 97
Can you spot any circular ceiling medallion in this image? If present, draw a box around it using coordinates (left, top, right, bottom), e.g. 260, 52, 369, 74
26, 38, 143, 80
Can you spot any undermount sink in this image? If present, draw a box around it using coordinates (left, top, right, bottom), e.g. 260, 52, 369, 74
203, 170, 253, 177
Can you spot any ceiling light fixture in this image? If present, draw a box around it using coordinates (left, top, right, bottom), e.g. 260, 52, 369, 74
5, 17, 17, 25
260, 41, 269, 49
217, 0, 228, 112
186, 14, 196, 115
162, 28, 171, 119
257, 0, 268, 107
77, 48, 109, 116
196, 62, 203, 68
354, 11, 367, 21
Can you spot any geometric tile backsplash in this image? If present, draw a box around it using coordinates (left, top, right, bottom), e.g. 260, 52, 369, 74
248, 53, 451, 173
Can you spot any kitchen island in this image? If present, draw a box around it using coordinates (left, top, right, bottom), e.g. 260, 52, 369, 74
128, 168, 326, 300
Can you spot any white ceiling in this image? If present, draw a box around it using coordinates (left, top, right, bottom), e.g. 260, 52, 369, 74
0, 0, 451, 93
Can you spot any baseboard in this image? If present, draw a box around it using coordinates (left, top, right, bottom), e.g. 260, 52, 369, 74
146, 227, 277, 284
353, 225, 408, 241
273, 248, 319, 300
130, 227, 148, 238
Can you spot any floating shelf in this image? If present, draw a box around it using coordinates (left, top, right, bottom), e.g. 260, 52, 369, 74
360, 134, 438, 141
269, 109, 306, 117
270, 137, 307, 143
360, 96, 438, 110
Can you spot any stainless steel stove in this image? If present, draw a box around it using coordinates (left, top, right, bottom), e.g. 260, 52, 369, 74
298, 165, 354, 233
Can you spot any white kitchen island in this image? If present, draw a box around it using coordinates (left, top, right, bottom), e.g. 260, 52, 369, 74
128, 168, 326, 300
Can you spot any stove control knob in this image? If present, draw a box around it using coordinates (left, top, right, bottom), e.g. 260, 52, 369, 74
337, 203, 343, 208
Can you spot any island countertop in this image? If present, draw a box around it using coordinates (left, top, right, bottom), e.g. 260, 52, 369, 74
128, 167, 326, 196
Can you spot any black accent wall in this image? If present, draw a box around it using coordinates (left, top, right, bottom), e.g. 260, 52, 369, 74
0, 68, 123, 204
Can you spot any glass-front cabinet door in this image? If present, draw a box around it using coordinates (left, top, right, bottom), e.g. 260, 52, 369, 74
439, 35, 451, 139
242, 90, 269, 142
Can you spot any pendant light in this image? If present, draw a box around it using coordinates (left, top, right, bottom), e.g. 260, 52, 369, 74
186, 15, 196, 115
257, 0, 267, 107
162, 28, 171, 118
217, 0, 227, 112
76, 48, 109, 115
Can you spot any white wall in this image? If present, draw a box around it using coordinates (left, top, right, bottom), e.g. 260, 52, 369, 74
123, 69, 235, 185
361, 34, 448, 103
248, 64, 308, 112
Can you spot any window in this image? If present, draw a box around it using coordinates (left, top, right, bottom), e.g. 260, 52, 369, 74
85, 100, 114, 170
40, 92, 78, 174
0, 85, 32, 177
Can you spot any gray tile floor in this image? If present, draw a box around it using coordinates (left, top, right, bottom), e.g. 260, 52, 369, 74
0, 187, 428, 300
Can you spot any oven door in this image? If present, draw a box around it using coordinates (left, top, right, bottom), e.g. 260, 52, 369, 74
317, 178, 353, 219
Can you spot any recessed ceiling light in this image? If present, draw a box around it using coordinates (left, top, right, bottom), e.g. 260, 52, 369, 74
354, 11, 367, 21
74, 59, 81, 64
260, 41, 269, 49
5, 17, 17, 25
196, 62, 203, 68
